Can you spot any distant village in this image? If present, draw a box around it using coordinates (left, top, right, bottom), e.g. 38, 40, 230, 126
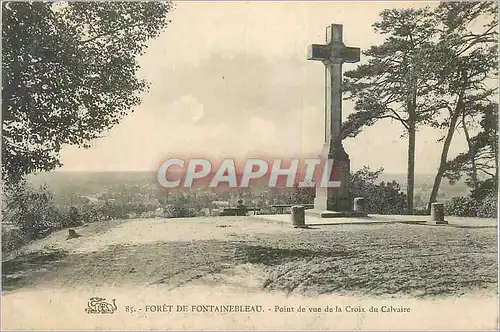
70, 185, 304, 220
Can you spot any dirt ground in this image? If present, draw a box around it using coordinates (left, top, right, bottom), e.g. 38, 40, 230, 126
3, 216, 498, 297
2, 216, 499, 330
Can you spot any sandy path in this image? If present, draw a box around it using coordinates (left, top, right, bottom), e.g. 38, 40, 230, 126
2, 216, 499, 330
15, 217, 291, 255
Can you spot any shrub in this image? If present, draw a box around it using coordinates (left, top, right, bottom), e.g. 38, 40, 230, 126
413, 208, 428, 216
445, 196, 478, 217
291, 183, 315, 204
477, 193, 497, 218
101, 202, 122, 220
163, 194, 199, 218
57, 206, 85, 228
2, 180, 63, 240
164, 203, 198, 218
1, 228, 28, 254
286, 167, 407, 215
350, 167, 407, 215
79, 204, 105, 223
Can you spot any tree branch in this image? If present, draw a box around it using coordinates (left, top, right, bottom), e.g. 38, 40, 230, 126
79, 22, 144, 45
386, 107, 409, 129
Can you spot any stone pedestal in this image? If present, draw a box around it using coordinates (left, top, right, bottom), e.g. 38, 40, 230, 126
307, 142, 367, 218
314, 143, 351, 210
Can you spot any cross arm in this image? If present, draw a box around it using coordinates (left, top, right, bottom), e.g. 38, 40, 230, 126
308, 44, 361, 63
307, 44, 330, 61
342, 47, 361, 63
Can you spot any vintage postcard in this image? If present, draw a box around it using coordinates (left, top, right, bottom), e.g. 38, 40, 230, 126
1, 0, 498, 330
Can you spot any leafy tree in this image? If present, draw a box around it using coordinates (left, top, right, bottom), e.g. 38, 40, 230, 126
426, 1, 497, 210
2, 1, 173, 185
342, 7, 437, 214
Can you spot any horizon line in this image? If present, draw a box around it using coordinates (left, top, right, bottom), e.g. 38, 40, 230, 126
32, 169, 436, 175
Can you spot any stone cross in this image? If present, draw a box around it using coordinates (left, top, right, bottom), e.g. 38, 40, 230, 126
307, 24, 360, 145
306, 24, 363, 216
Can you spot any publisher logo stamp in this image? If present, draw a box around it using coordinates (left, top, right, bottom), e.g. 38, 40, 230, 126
85, 297, 118, 315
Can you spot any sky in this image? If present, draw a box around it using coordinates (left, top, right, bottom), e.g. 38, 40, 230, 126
58, 1, 473, 174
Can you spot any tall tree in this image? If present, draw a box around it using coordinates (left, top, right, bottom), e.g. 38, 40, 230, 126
444, 103, 498, 200
342, 7, 437, 214
426, 1, 497, 210
2, 1, 173, 185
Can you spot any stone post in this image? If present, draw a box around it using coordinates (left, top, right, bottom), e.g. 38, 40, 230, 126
430, 202, 447, 224
291, 205, 306, 228
353, 197, 365, 213
236, 199, 246, 216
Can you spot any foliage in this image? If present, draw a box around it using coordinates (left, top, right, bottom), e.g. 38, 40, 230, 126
350, 166, 407, 215
477, 193, 497, 218
164, 205, 198, 218
444, 103, 498, 200
2, 1, 173, 185
291, 182, 315, 204
164, 195, 198, 218
445, 196, 478, 217
342, 7, 437, 139
78, 204, 106, 223
342, 7, 437, 214
2, 180, 63, 240
273, 168, 407, 215
445, 193, 497, 218
425, 2, 497, 209
0, 180, 107, 253
342, 3, 498, 213
1, 228, 29, 254
0, 179, 126, 254
68, 206, 80, 226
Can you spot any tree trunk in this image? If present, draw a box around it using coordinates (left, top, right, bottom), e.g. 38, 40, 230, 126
462, 114, 479, 199
406, 85, 418, 215
407, 120, 416, 214
428, 111, 461, 212
493, 126, 498, 187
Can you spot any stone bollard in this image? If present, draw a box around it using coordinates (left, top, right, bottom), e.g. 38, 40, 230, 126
291, 205, 306, 228
66, 229, 81, 240
430, 202, 448, 224
353, 197, 365, 213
